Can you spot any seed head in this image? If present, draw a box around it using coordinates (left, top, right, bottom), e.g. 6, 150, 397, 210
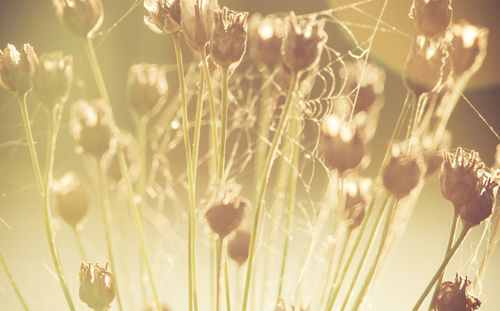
404, 36, 448, 97
53, 171, 89, 228
227, 228, 250, 265
210, 7, 248, 69
71, 99, 112, 159
128, 63, 168, 117
181, 0, 218, 52
0, 43, 38, 95
33, 52, 73, 108
445, 21, 489, 78
144, 0, 181, 34
433, 275, 481, 311
410, 0, 452, 38
282, 12, 327, 73
460, 174, 498, 227
343, 177, 371, 230
248, 13, 285, 70
205, 187, 246, 239
382, 143, 423, 199
420, 131, 451, 178
53, 0, 103, 38
79, 262, 116, 310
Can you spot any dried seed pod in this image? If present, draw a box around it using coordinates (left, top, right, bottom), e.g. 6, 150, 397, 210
440, 148, 483, 211
128, 63, 168, 117
410, 0, 452, 38
71, 99, 112, 159
343, 177, 371, 230
319, 114, 368, 173
205, 189, 246, 239
33, 51, 73, 108
282, 12, 327, 73
181, 0, 218, 52
433, 275, 481, 311
53, 0, 103, 38
404, 36, 448, 97
227, 228, 250, 265
53, 171, 89, 228
421, 131, 451, 178
79, 262, 116, 310
0, 43, 38, 95
445, 21, 489, 78
211, 7, 248, 69
144, 0, 181, 34
382, 143, 423, 199
460, 175, 498, 227
248, 13, 286, 70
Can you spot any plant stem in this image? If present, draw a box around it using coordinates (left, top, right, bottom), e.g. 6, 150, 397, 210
137, 116, 148, 206
71, 227, 88, 261
218, 66, 229, 182
224, 256, 231, 311
216, 237, 223, 311
412, 225, 471, 311
96, 159, 124, 311
241, 72, 298, 311
192, 66, 205, 182
0, 251, 30, 311
172, 32, 198, 311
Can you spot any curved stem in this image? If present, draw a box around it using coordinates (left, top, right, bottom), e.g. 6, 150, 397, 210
218, 66, 229, 182
241, 72, 298, 311
0, 251, 30, 311
412, 225, 471, 311
71, 227, 88, 261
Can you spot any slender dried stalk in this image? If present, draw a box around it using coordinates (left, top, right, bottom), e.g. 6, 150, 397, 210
218, 66, 230, 182
71, 227, 88, 261
0, 251, 30, 311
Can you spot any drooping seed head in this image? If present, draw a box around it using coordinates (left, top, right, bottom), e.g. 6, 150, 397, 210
248, 13, 286, 70
382, 143, 423, 199
343, 177, 371, 230
33, 51, 73, 108
79, 262, 116, 310
0, 43, 38, 95
53, 0, 104, 38
127, 63, 168, 117
410, 0, 452, 38
205, 186, 246, 239
227, 228, 250, 265
433, 275, 481, 311
53, 171, 89, 228
181, 0, 218, 52
460, 174, 498, 227
144, 0, 181, 34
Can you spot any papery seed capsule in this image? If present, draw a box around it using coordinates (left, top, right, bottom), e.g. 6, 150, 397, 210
433, 275, 481, 311
144, 0, 181, 34
211, 7, 248, 69
382, 144, 423, 199
227, 228, 250, 265
181, 0, 218, 52
53, 171, 89, 228
404, 36, 448, 97
128, 63, 168, 117
343, 177, 371, 230
410, 0, 452, 38
71, 99, 112, 159
0, 43, 38, 95
205, 190, 246, 239
460, 175, 498, 227
445, 21, 489, 78
282, 12, 327, 74
248, 13, 286, 70
79, 262, 116, 310
33, 52, 73, 108
53, 0, 104, 38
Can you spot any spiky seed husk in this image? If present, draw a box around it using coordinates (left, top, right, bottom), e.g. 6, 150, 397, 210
460, 175, 498, 227
53, 171, 89, 228
127, 63, 168, 117
53, 0, 103, 37
0, 43, 38, 95
410, 0, 452, 38
211, 7, 248, 68
181, 0, 218, 52
248, 13, 286, 70
382, 144, 423, 199
79, 262, 116, 309
433, 275, 481, 311
33, 51, 73, 108
144, 0, 181, 34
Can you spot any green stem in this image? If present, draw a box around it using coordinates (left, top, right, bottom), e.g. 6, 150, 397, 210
218, 66, 229, 182
241, 72, 298, 311
172, 33, 198, 311
0, 252, 30, 311
224, 254, 231, 311
216, 237, 223, 311
137, 116, 148, 206
412, 225, 471, 311
332, 228, 352, 287
96, 159, 124, 311
71, 226, 88, 261
192, 66, 205, 182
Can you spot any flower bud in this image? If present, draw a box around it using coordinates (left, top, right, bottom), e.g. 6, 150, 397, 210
53, 0, 104, 38
33, 52, 73, 108
404, 36, 448, 96
282, 12, 327, 73
128, 63, 168, 117
205, 188, 246, 239
382, 143, 423, 199
144, 0, 181, 34
410, 0, 452, 38
445, 21, 488, 78
53, 171, 89, 228
211, 7, 248, 69
248, 14, 285, 70
79, 262, 116, 310
0, 43, 38, 95
71, 99, 112, 159
343, 177, 371, 230
433, 275, 481, 311
460, 175, 498, 227
181, 0, 217, 52
227, 228, 250, 265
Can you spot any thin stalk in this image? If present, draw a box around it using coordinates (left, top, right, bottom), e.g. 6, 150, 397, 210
412, 225, 471, 311
71, 227, 88, 261
96, 159, 124, 311
332, 228, 352, 286
429, 211, 459, 309
137, 116, 148, 206
216, 237, 223, 311
218, 66, 229, 182
172, 32, 198, 311
474, 211, 500, 290
0, 252, 30, 311
224, 256, 231, 311
211, 237, 216, 311
241, 72, 298, 311
192, 66, 205, 182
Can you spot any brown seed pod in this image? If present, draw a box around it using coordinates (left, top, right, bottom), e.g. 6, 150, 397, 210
127, 63, 168, 117
33, 51, 73, 108
248, 13, 286, 70
410, 0, 452, 38
144, 0, 181, 34
433, 275, 481, 311
420, 131, 451, 178
53, 0, 103, 38
53, 171, 89, 228
460, 175, 498, 228
382, 143, 423, 199
79, 262, 116, 310
205, 189, 246, 239
343, 177, 371, 230
0, 43, 38, 95
181, 0, 218, 52
211, 7, 248, 69
227, 228, 250, 265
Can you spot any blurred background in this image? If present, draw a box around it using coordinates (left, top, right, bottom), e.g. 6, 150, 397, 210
1, 0, 499, 310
